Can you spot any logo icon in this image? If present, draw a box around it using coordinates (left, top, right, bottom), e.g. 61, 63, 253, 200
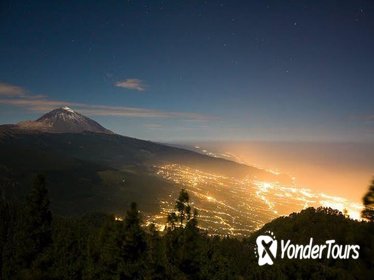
255, 231, 277, 266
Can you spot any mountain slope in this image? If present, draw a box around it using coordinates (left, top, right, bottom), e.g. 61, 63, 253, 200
0, 108, 291, 231
14, 106, 113, 134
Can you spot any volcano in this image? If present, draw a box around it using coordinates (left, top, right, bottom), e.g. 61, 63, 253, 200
13, 106, 113, 134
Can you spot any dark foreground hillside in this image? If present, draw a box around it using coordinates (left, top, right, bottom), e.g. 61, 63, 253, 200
246, 208, 373, 280
0, 176, 372, 280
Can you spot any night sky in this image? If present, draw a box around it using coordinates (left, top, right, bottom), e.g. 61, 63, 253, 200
0, 0, 373, 142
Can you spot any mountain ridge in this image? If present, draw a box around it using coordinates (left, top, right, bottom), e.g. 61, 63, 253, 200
0, 107, 291, 183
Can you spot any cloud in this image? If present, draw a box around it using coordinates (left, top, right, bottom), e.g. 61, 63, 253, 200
361, 115, 374, 121
78, 105, 211, 120
350, 114, 374, 122
144, 124, 164, 129
0, 98, 70, 111
115, 79, 146, 91
0, 97, 211, 120
0, 82, 27, 97
0, 83, 213, 121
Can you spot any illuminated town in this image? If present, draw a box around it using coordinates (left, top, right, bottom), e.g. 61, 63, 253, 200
143, 164, 363, 237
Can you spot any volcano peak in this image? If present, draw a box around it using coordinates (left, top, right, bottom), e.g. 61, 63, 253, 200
16, 107, 113, 134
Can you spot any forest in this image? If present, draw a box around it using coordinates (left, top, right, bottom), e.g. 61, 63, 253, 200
0, 175, 373, 280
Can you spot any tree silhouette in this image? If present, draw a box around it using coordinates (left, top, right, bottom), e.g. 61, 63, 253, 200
146, 224, 167, 279
167, 212, 177, 230
0, 195, 11, 277
362, 178, 374, 222
14, 174, 52, 278
176, 188, 190, 225
26, 175, 52, 255
119, 202, 147, 279
167, 189, 196, 229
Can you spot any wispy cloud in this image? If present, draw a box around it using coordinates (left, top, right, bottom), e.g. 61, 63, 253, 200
0, 83, 212, 121
115, 79, 147, 91
350, 114, 374, 122
361, 115, 374, 121
0, 82, 27, 97
144, 124, 164, 129
78, 105, 211, 120
0, 82, 46, 99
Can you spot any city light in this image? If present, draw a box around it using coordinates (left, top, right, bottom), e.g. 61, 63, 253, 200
144, 164, 364, 236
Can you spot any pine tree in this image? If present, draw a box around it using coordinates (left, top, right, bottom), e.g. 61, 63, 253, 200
176, 189, 189, 225
362, 178, 374, 222
26, 174, 52, 260
165, 189, 202, 278
15, 174, 53, 277
119, 202, 147, 279
146, 224, 167, 279
84, 215, 121, 280
0, 195, 11, 277
167, 189, 194, 229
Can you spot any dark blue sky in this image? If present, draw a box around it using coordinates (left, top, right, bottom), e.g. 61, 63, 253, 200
0, 0, 373, 141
